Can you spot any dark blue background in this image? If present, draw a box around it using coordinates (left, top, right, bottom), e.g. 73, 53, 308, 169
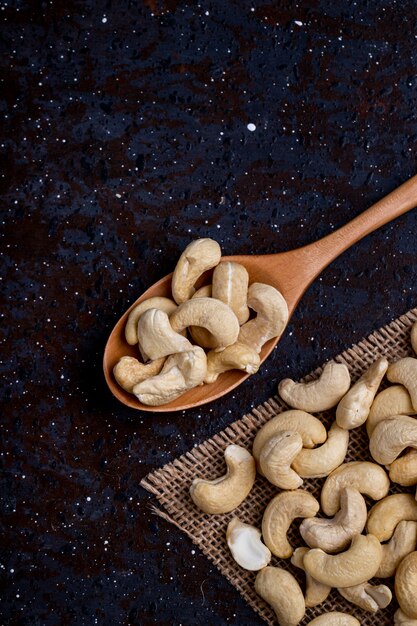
1, 1, 416, 624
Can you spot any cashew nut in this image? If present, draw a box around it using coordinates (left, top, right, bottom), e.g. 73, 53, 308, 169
259, 431, 303, 489
390, 450, 417, 486
338, 582, 392, 612
113, 355, 165, 393
376, 520, 417, 577
300, 487, 367, 553
170, 297, 240, 351
255, 566, 305, 626
238, 282, 289, 353
306, 614, 360, 626
291, 547, 331, 607
252, 410, 327, 471
189, 444, 255, 514
366, 493, 417, 541
262, 490, 319, 558
303, 533, 382, 588
395, 608, 417, 626
192, 284, 212, 298
278, 361, 351, 412
395, 551, 417, 619
133, 347, 207, 406
336, 357, 388, 430
412, 321, 417, 354
204, 342, 260, 384
125, 296, 178, 345
189, 285, 216, 348
321, 461, 389, 516
369, 415, 417, 465
367, 385, 416, 436
387, 358, 417, 411
226, 517, 271, 571
171, 238, 221, 304
291, 422, 349, 478
212, 261, 250, 324
137, 308, 192, 361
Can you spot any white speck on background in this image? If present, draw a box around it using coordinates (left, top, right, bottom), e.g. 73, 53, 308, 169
294, 20, 303, 26
102, 16, 107, 23
247, 123, 256, 131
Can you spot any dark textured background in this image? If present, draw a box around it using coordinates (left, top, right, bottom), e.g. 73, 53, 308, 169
1, 1, 417, 624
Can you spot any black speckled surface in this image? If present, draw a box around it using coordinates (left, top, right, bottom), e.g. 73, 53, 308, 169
1, 1, 417, 624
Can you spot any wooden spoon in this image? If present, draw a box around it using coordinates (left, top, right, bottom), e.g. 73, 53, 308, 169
104, 174, 417, 412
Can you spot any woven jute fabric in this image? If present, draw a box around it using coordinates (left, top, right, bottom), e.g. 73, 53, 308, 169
141, 308, 417, 625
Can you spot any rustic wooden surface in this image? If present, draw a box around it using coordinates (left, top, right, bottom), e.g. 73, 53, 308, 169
1, 1, 417, 624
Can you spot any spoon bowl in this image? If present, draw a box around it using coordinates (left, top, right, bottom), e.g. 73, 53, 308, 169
104, 173, 417, 412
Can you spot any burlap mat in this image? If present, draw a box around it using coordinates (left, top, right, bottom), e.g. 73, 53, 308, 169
141, 308, 417, 625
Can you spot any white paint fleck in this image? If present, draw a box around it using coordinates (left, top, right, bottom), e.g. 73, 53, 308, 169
294, 20, 303, 26
102, 16, 107, 23
247, 123, 256, 131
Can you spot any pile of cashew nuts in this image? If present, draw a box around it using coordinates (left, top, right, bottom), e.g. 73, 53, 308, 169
190, 320, 417, 626
114, 238, 289, 405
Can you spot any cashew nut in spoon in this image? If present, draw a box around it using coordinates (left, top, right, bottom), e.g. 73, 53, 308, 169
366, 493, 417, 541
412, 321, 417, 354
113, 355, 165, 392
366, 384, 416, 436
204, 342, 260, 384
395, 608, 417, 626
171, 238, 221, 304
376, 520, 417, 578
189, 444, 256, 514
291, 421, 349, 478
390, 449, 417, 486
387, 357, 417, 411
252, 410, 327, 471
212, 261, 250, 324
303, 533, 382, 587
259, 431, 303, 489
125, 296, 178, 345
278, 361, 351, 412
369, 414, 417, 465
306, 614, 360, 626
320, 461, 390, 516
226, 517, 271, 571
189, 284, 216, 348
338, 581, 392, 612
261, 489, 319, 558
290, 547, 331, 607
336, 357, 388, 430
133, 347, 207, 406
255, 566, 305, 626
137, 308, 192, 361
395, 551, 417, 619
238, 282, 289, 353
300, 487, 367, 553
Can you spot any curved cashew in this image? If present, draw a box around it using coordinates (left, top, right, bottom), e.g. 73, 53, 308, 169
253, 410, 327, 471
338, 582, 391, 612
262, 490, 319, 558
189, 285, 215, 348
387, 358, 417, 411
320, 461, 390, 516
395, 551, 417, 619
255, 566, 305, 626
170, 297, 239, 351
212, 261, 250, 324
366, 493, 417, 541
412, 321, 417, 354
133, 347, 207, 406
306, 614, 360, 626
300, 487, 367, 553
192, 284, 212, 298
189, 445, 255, 514
204, 342, 260, 384
113, 355, 165, 393
259, 431, 303, 489
291, 547, 331, 607
278, 362, 351, 412
390, 449, 417, 486
303, 533, 382, 588
226, 517, 271, 571
376, 520, 417, 578
125, 296, 178, 345
336, 357, 388, 429
367, 385, 416, 436
137, 308, 192, 361
171, 238, 221, 304
395, 608, 417, 626
238, 282, 288, 353
369, 415, 417, 465
291, 422, 349, 478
